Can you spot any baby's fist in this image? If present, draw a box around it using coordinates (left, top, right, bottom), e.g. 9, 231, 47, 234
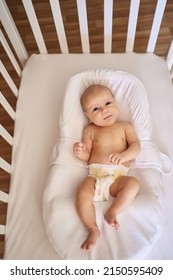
109, 153, 125, 165
73, 142, 86, 156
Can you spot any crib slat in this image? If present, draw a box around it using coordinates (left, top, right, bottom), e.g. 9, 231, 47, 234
0, 30, 21, 77
49, 0, 69, 53
126, 0, 140, 52
0, 158, 11, 174
0, 125, 13, 146
0, 0, 28, 66
0, 62, 18, 97
104, 0, 113, 53
22, 0, 47, 54
166, 40, 173, 71
76, 0, 90, 53
0, 225, 6, 235
0, 92, 15, 120
0, 191, 8, 203
147, 0, 167, 53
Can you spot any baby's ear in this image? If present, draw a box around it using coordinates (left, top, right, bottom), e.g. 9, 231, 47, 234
84, 112, 92, 123
84, 111, 89, 119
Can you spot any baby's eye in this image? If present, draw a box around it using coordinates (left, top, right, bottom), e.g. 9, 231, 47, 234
93, 107, 99, 112
106, 101, 111, 106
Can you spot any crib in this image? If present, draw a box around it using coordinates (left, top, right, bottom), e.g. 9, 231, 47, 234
0, 0, 173, 260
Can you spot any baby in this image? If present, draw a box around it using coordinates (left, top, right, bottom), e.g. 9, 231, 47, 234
73, 85, 141, 250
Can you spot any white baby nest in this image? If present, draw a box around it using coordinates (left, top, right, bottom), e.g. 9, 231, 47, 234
43, 69, 170, 260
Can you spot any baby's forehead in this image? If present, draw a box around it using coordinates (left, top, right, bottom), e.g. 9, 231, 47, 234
84, 84, 110, 94
82, 85, 112, 100
80, 85, 113, 109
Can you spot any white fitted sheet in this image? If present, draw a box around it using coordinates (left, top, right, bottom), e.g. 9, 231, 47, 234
4, 53, 173, 259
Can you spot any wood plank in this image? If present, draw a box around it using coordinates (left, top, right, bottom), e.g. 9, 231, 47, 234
126, 0, 140, 52
22, 0, 47, 53
147, 0, 167, 52
0, 0, 28, 65
77, 0, 90, 53
104, 0, 113, 53
50, 0, 69, 53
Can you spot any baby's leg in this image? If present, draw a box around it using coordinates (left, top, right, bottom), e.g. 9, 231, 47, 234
104, 176, 139, 229
76, 176, 100, 250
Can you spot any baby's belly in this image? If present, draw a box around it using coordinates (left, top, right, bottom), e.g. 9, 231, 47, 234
89, 154, 130, 167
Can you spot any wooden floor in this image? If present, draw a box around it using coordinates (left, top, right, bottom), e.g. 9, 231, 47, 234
0, 0, 173, 259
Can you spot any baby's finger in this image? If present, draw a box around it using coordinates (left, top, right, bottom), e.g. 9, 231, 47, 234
109, 154, 121, 165
74, 147, 82, 154
109, 154, 115, 163
74, 142, 82, 149
78, 143, 87, 150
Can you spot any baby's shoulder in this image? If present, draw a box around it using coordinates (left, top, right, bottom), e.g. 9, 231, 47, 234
116, 121, 132, 128
84, 123, 95, 130
83, 123, 95, 135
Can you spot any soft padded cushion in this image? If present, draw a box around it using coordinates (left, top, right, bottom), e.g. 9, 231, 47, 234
50, 69, 151, 167
59, 69, 151, 140
43, 69, 165, 259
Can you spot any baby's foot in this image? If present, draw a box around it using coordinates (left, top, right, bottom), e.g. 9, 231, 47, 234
104, 210, 120, 230
81, 228, 100, 250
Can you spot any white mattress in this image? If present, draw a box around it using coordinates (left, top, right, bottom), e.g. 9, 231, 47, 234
4, 53, 173, 259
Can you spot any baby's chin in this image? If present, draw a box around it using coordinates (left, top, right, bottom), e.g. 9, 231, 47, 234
96, 118, 117, 127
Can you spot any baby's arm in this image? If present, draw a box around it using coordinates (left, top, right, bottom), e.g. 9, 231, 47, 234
73, 126, 92, 162
109, 122, 141, 165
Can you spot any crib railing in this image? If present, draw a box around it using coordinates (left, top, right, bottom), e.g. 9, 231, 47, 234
0, 0, 173, 257
1, 0, 173, 65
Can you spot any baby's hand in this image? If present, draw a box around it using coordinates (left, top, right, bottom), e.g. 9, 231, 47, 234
109, 153, 125, 165
73, 142, 87, 158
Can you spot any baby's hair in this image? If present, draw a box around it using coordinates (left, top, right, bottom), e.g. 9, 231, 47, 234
80, 84, 112, 111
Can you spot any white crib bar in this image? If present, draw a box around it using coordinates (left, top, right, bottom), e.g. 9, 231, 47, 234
0, 191, 9, 203
0, 225, 6, 235
22, 0, 47, 54
49, 0, 69, 53
77, 0, 90, 53
0, 158, 11, 174
166, 40, 173, 71
0, 62, 18, 97
0, 30, 21, 77
126, 0, 140, 52
0, 125, 13, 146
0, 0, 28, 66
0, 92, 15, 120
104, 0, 113, 53
147, 0, 167, 53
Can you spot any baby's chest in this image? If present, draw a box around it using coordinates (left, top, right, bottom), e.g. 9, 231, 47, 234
93, 128, 125, 147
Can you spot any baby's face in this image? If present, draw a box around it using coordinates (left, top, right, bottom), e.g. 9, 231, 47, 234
84, 87, 119, 127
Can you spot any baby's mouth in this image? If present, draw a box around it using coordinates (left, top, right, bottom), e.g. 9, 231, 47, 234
104, 115, 112, 120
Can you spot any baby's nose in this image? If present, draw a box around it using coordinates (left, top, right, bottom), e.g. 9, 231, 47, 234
101, 107, 108, 114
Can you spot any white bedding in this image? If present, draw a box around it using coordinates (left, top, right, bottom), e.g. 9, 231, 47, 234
43, 68, 171, 260
4, 53, 173, 259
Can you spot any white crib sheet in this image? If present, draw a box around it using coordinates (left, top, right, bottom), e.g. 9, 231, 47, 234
4, 53, 173, 259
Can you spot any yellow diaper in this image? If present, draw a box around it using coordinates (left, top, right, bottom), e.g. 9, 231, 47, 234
88, 163, 129, 201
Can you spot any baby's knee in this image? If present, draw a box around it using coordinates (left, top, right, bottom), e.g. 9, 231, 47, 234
76, 177, 95, 199
128, 176, 140, 193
